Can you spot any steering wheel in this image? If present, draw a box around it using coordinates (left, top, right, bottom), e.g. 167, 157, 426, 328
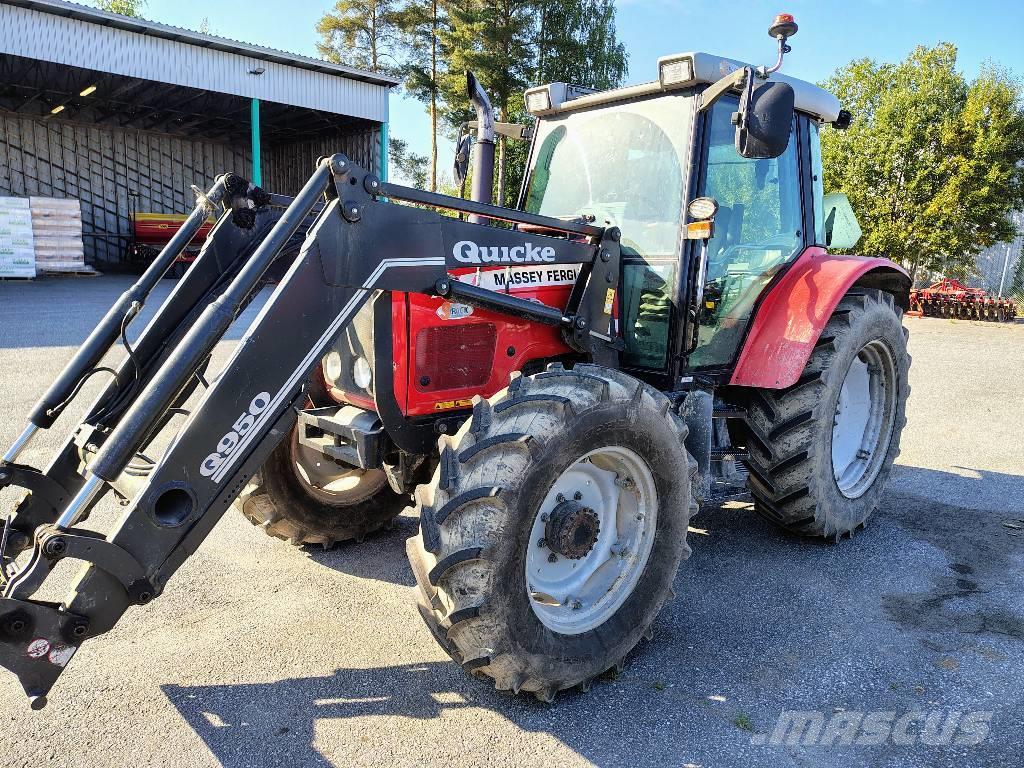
710, 235, 799, 270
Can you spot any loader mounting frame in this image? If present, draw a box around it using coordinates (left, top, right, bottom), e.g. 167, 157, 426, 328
0, 154, 621, 706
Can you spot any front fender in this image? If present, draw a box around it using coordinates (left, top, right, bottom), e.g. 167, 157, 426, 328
729, 247, 910, 389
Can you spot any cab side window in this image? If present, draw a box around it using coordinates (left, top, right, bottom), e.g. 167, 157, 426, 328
809, 120, 826, 244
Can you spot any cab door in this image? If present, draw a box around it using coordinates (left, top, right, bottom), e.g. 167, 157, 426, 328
520, 94, 695, 380
687, 95, 812, 370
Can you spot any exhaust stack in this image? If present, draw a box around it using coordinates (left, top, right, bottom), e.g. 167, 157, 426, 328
466, 71, 495, 218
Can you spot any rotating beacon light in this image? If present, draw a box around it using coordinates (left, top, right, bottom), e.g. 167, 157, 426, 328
758, 13, 799, 78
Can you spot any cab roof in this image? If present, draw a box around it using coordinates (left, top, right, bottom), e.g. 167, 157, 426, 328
526, 51, 841, 123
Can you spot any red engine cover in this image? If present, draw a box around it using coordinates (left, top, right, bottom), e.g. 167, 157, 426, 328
399, 265, 578, 416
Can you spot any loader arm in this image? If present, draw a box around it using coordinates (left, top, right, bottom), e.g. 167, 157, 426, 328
0, 155, 622, 706
1, 197, 303, 546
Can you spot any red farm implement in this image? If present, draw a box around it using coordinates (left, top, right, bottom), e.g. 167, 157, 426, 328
127, 212, 215, 277
909, 279, 1017, 322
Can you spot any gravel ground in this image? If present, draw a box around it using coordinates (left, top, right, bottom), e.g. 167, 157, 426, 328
1, 275, 1022, 768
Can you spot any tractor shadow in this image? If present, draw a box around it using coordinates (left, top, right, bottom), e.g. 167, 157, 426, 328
301, 512, 419, 587
163, 464, 1024, 768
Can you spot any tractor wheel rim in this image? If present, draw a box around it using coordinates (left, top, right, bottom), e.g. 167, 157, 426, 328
831, 339, 898, 499
289, 429, 386, 505
525, 445, 658, 635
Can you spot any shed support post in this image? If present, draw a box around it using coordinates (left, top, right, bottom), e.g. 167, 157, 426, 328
379, 121, 388, 182
251, 98, 262, 187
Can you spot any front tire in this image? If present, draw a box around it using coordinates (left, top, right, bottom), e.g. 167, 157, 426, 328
743, 288, 910, 539
236, 427, 408, 547
407, 364, 696, 701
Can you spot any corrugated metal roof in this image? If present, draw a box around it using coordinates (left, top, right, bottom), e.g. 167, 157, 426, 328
0, 0, 396, 122
4, 0, 399, 86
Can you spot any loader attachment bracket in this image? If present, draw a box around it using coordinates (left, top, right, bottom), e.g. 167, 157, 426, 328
4, 525, 152, 606
0, 463, 72, 548
0, 596, 87, 707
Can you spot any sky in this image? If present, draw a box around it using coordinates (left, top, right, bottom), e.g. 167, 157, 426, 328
111, 0, 1024, 182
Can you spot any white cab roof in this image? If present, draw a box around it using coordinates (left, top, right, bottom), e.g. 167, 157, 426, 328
533, 51, 841, 123
687, 51, 840, 122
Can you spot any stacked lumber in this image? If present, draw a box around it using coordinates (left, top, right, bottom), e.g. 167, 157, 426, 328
0, 197, 35, 278
30, 197, 91, 274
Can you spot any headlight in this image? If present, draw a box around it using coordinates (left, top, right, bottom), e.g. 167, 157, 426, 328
687, 196, 719, 221
525, 87, 552, 115
658, 55, 695, 89
323, 350, 343, 385
353, 356, 372, 389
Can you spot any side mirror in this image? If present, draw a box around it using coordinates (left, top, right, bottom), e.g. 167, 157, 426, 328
734, 79, 795, 159
453, 132, 472, 186
822, 192, 862, 250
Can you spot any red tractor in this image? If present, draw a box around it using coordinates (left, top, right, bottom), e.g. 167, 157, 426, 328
0, 16, 910, 708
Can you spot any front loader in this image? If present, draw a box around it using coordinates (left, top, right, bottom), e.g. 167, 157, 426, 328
0, 15, 911, 707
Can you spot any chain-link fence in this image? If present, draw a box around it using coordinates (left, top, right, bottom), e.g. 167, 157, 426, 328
971, 211, 1024, 310
911, 212, 1024, 319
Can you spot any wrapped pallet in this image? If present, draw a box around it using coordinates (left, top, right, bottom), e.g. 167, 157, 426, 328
0, 197, 36, 279
30, 197, 89, 274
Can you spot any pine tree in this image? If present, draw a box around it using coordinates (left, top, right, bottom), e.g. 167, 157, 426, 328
432, 0, 627, 205
389, 137, 429, 188
394, 0, 446, 190
536, 0, 627, 89
434, 1, 534, 204
317, 0, 404, 76
95, 0, 146, 16
354, 0, 628, 197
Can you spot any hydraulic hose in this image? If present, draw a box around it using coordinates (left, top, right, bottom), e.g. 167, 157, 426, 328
86, 158, 335, 487
26, 178, 228, 430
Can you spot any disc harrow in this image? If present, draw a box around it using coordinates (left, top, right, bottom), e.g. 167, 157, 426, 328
909, 279, 1017, 322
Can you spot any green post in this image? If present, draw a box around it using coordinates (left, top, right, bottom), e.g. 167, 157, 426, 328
251, 98, 262, 187
379, 121, 388, 182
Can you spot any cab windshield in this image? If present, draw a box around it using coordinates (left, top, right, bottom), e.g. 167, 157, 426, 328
523, 94, 694, 369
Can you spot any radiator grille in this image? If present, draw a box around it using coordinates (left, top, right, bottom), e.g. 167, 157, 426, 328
414, 323, 496, 392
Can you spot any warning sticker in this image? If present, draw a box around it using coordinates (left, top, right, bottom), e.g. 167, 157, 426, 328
26, 638, 50, 658
433, 398, 475, 411
48, 644, 76, 667
436, 302, 474, 320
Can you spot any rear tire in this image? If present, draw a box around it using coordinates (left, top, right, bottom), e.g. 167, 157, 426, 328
742, 289, 910, 539
407, 363, 696, 701
236, 428, 408, 547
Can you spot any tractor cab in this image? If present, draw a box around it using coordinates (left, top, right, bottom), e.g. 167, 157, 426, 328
519, 38, 859, 382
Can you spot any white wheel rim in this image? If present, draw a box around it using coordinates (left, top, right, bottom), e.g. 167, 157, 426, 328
525, 445, 658, 635
290, 430, 386, 504
831, 339, 897, 499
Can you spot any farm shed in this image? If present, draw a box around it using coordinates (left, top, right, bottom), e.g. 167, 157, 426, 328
0, 0, 397, 267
